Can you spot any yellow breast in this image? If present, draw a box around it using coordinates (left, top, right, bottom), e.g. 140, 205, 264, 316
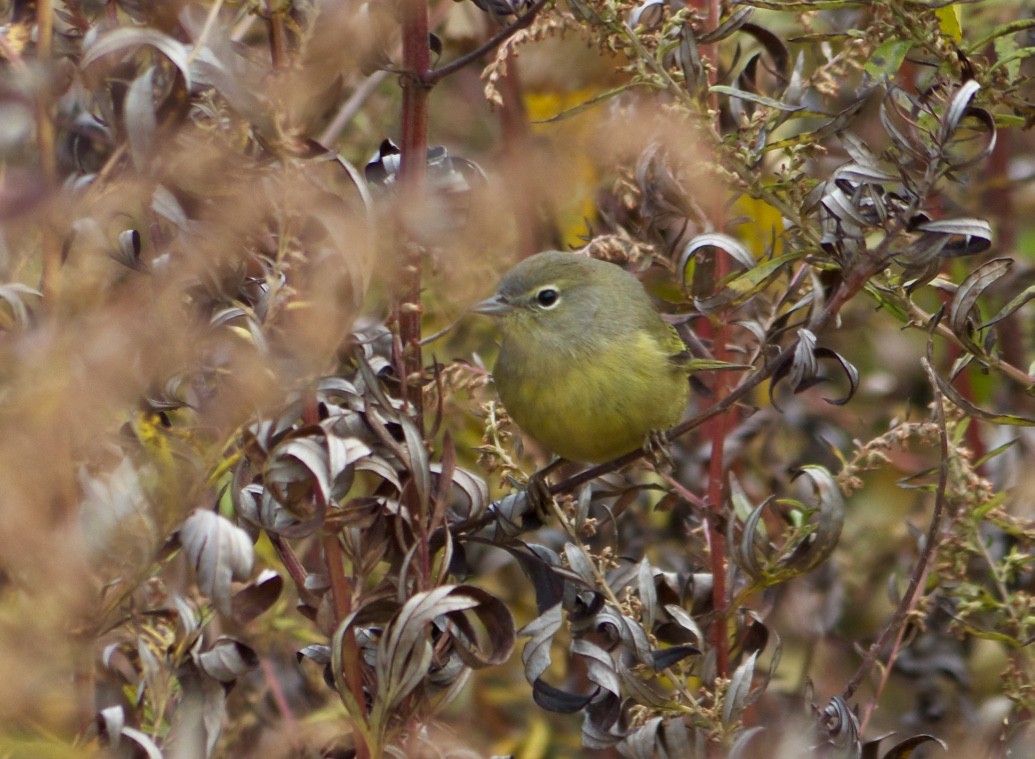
494, 330, 689, 463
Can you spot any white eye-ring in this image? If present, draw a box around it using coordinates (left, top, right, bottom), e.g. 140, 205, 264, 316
534, 286, 560, 309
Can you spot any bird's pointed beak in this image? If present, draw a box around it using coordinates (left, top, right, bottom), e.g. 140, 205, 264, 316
470, 294, 514, 316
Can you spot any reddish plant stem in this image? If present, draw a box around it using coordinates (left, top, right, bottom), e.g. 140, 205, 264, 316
705, 326, 731, 679
397, 0, 433, 598
36, 0, 61, 305
687, 0, 726, 681
269, 534, 311, 600
398, 0, 430, 435
322, 530, 352, 625
302, 395, 369, 758
266, 0, 288, 69
324, 531, 369, 759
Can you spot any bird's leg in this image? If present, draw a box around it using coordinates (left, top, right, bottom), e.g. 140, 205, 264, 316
526, 457, 564, 523
644, 430, 674, 469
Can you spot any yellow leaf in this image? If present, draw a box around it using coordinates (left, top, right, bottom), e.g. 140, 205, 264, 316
733, 195, 785, 257
937, 4, 963, 42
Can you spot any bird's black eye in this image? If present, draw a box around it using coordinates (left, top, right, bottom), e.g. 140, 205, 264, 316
535, 287, 559, 308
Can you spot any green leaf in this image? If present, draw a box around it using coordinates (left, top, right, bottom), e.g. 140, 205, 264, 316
863, 40, 912, 81
695, 252, 801, 312
709, 85, 803, 112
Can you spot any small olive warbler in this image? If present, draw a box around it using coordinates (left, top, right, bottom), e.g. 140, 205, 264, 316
473, 251, 690, 463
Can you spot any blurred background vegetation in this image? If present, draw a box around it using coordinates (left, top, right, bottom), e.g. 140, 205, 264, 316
0, 0, 1033, 757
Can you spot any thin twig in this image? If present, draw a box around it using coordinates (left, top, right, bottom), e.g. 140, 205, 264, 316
842, 358, 950, 704
422, 0, 551, 85
186, 0, 226, 65
266, 0, 288, 69
269, 534, 319, 607
319, 70, 390, 146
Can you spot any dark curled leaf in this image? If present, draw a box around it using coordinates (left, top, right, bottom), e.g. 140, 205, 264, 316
729, 726, 767, 759
0, 282, 42, 329
180, 509, 254, 617
770, 330, 859, 408
740, 614, 772, 659
628, 0, 666, 30
99, 706, 163, 758
585, 693, 623, 745
111, 229, 145, 272
734, 494, 772, 584
981, 284, 1035, 331
916, 217, 992, 258
879, 88, 927, 161
880, 734, 948, 758
698, 7, 754, 44
620, 669, 673, 709
167, 662, 226, 758
329, 586, 514, 728
637, 558, 657, 630
949, 257, 1011, 340
265, 436, 331, 517
97, 706, 125, 748
297, 644, 336, 689
816, 696, 860, 753
788, 327, 818, 394
680, 232, 756, 274
924, 356, 1035, 426
621, 717, 663, 759
662, 603, 704, 644
297, 644, 331, 667
663, 716, 696, 756
531, 677, 596, 713
521, 604, 604, 716
486, 492, 533, 541
943, 103, 997, 169
490, 541, 564, 613
734, 466, 844, 585
813, 347, 860, 405
834, 161, 901, 185
564, 543, 598, 588
572, 638, 622, 710
939, 80, 982, 140
788, 465, 846, 572
125, 66, 158, 169
738, 22, 791, 84
576, 604, 652, 665
399, 414, 430, 513
570, 591, 607, 624
230, 569, 283, 624
197, 637, 259, 683
709, 85, 803, 112
430, 461, 488, 523
81, 27, 193, 89
679, 24, 706, 92
520, 603, 562, 684
722, 651, 757, 726
651, 644, 699, 670
433, 585, 516, 669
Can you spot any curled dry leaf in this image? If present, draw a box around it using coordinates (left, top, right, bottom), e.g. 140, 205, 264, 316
180, 509, 254, 617
197, 637, 259, 683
